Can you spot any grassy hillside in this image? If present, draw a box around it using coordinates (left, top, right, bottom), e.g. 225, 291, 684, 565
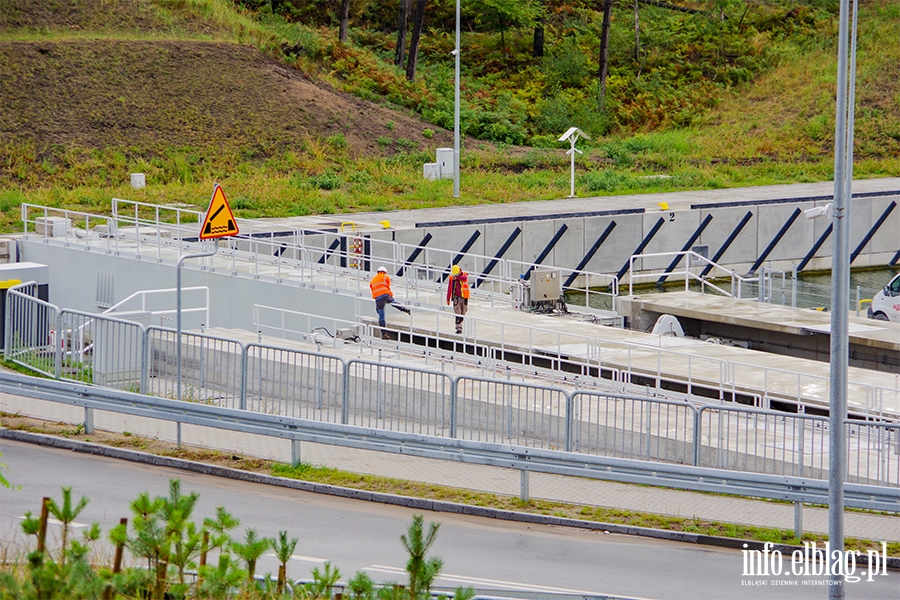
1, 0, 899, 233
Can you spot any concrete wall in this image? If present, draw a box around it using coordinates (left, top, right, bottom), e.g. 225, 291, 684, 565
390, 194, 900, 279
283, 194, 900, 282
18, 194, 900, 328
21, 240, 359, 331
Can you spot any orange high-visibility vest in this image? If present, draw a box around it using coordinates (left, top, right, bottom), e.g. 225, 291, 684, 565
447, 272, 470, 302
370, 272, 392, 298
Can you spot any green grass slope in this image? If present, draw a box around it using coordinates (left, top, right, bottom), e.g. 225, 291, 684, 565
0, 0, 898, 233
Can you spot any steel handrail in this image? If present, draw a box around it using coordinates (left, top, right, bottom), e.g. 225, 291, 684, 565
0, 371, 896, 511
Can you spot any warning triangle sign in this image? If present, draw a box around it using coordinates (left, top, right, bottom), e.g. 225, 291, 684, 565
199, 184, 239, 240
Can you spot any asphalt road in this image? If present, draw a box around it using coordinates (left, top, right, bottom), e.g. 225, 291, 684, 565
0, 439, 895, 600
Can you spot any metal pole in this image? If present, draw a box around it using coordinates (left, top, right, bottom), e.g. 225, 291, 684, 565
569, 138, 576, 197
828, 0, 853, 596
453, 0, 460, 198
519, 469, 530, 502
177, 240, 219, 404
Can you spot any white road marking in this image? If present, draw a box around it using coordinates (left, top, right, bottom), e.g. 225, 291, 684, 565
18, 516, 87, 528
264, 553, 329, 564
365, 565, 615, 596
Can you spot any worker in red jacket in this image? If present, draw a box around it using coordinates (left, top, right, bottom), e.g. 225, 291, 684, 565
369, 266, 410, 339
446, 264, 470, 334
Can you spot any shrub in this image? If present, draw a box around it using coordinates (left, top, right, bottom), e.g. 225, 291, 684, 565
309, 170, 344, 190
581, 170, 625, 192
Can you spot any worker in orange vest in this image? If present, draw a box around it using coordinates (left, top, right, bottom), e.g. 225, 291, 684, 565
446, 264, 470, 334
369, 266, 410, 339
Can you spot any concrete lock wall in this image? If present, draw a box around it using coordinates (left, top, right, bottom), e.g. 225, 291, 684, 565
855, 196, 900, 267
20, 240, 359, 330
18, 193, 900, 329
396, 194, 900, 279
697, 207, 758, 274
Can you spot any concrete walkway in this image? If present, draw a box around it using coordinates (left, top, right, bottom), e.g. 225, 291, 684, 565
262, 178, 900, 232
3, 392, 898, 543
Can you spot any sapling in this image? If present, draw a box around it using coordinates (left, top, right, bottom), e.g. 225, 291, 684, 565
347, 570, 376, 600
232, 528, 271, 583
400, 515, 442, 600
158, 479, 201, 585
46, 486, 89, 567
197, 552, 246, 599
309, 561, 341, 599
271, 530, 299, 594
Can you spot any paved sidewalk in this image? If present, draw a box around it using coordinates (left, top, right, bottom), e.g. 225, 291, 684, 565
3, 392, 897, 543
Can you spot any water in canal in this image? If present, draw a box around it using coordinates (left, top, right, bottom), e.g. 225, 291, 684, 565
566, 265, 900, 314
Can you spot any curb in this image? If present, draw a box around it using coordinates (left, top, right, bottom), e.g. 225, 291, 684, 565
2, 428, 897, 570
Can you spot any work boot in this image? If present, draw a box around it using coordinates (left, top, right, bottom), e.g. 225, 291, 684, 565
455, 328, 462, 335
401, 307, 411, 314
381, 332, 391, 340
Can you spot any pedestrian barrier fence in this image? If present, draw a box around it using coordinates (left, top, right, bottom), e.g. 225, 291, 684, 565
346, 359, 453, 435
244, 343, 345, 421
351, 301, 898, 421
145, 327, 244, 409
697, 405, 830, 479
5, 282, 899, 488
571, 392, 696, 466
455, 376, 568, 451
3, 371, 898, 513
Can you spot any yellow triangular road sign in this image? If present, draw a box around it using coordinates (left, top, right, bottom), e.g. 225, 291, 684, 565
199, 184, 239, 239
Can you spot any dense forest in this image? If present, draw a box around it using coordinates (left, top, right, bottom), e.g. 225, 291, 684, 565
236, 0, 848, 143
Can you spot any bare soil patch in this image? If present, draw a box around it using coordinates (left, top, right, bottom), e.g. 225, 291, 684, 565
0, 39, 451, 159
0, 413, 271, 472
0, 0, 228, 36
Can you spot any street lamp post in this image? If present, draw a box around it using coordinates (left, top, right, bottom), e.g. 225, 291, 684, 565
828, 0, 858, 598
453, 0, 460, 198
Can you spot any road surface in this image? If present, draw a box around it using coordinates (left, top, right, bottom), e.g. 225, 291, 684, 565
0, 440, 894, 599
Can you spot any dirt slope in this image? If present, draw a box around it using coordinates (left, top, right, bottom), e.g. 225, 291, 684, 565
0, 38, 451, 159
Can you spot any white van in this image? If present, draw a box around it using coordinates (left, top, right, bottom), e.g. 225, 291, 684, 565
867, 272, 900, 322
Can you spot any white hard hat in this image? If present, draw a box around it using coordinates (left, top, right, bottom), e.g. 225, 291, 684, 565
377, 266, 387, 273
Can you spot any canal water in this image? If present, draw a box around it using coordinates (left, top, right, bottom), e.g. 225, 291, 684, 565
567, 265, 900, 314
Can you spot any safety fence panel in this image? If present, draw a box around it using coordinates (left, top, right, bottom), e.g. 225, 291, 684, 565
345, 360, 452, 436
454, 376, 568, 449
698, 406, 829, 479
57, 310, 144, 389
846, 421, 900, 488
145, 327, 243, 408
571, 392, 696, 464
4, 284, 58, 378
244, 343, 345, 422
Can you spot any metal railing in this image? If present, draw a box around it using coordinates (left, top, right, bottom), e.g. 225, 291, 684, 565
698, 405, 829, 478
627, 250, 754, 297
253, 305, 370, 348
22, 201, 624, 313
244, 342, 345, 420
571, 392, 696, 465
346, 359, 453, 435
5, 282, 58, 379
103, 286, 209, 328
6, 287, 899, 488
145, 327, 244, 407
2, 371, 898, 513
342, 302, 899, 419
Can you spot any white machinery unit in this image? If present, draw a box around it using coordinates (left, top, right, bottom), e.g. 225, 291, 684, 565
532, 269, 561, 302
514, 269, 567, 314
35, 217, 70, 237
651, 314, 685, 337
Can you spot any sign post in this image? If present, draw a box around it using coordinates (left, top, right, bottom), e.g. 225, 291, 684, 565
176, 185, 239, 440
558, 127, 589, 198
